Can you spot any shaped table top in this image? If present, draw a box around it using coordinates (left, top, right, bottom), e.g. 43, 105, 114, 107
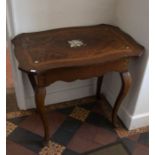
12, 24, 144, 74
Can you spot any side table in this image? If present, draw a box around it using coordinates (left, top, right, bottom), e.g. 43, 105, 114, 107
12, 24, 144, 144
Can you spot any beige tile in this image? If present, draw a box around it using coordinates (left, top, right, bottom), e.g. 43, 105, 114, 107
39, 141, 65, 155
69, 106, 90, 122
6, 121, 17, 137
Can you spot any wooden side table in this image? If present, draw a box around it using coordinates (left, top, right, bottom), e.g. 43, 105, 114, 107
12, 24, 144, 144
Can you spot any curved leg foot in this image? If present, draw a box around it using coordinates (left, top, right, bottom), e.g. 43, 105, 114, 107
96, 76, 104, 99
112, 72, 132, 127
35, 87, 50, 144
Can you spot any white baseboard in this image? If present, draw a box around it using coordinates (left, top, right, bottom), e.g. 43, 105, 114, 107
118, 106, 149, 130
103, 86, 149, 130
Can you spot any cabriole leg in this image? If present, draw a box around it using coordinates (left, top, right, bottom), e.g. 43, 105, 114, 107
35, 87, 50, 144
112, 72, 132, 127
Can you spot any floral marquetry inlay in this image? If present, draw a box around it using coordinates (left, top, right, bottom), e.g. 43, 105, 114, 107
68, 40, 86, 48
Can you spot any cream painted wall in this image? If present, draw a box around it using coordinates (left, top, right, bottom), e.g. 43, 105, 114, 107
102, 0, 149, 129
11, 0, 115, 35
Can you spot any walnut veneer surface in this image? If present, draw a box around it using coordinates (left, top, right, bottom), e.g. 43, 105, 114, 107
12, 24, 143, 73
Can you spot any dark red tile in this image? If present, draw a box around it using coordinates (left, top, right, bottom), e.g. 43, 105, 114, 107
19, 111, 66, 137
7, 140, 37, 155
133, 144, 149, 155
67, 135, 100, 153
94, 128, 117, 145
128, 134, 140, 141
67, 123, 117, 153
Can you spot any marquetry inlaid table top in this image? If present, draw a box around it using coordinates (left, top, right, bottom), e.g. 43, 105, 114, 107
12, 24, 144, 74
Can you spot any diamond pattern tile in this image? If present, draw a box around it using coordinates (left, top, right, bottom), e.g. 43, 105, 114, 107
69, 106, 90, 122
6, 97, 149, 155
39, 141, 65, 155
6, 121, 17, 137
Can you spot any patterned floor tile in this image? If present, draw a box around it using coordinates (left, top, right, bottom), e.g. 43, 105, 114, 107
6, 96, 149, 155
8, 116, 28, 125
6, 110, 33, 119
86, 143, 130, 155
39, 141, 65, 155
121, 137, 137, 154
62, 149, 80, 155
79, 102, 95, 110
138, 132, 149, 146
19, 111, 66, 137
127, 134, 140, 141
52, 117, 82, 145
6, 121, 17, 137
94, 128, 118, 145
86, 112, 114, 130
8, 127, 43, 153
7, 140, 37, 155
67, 123, 117, 153
67, 134, 101, 153
57, 106, 74, 115
69, 106, 90, 122
132, 143, 149, 155
115, 126, 149, 138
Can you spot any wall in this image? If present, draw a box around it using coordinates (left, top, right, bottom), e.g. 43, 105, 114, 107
102, 0, 149, 129
7, 0, 116, 109
10, 0, 115, 35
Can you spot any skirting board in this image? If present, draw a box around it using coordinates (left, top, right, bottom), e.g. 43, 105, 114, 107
103, 87, 149, 130
118, 106, 149, 130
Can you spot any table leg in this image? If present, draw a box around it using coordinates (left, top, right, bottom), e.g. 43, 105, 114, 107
112, 72, 132, 127
35, 87, 50, 144
96, 76, 104, 99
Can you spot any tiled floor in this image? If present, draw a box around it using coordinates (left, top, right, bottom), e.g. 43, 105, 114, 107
6, 96, 149, 155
